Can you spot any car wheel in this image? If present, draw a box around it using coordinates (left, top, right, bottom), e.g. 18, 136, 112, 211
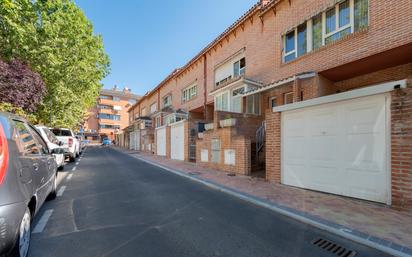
58, 165, 64, 171
69, 155, 75, 162
10, 207, 31, 257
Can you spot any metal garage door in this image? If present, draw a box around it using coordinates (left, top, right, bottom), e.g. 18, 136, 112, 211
282, 94, 389, 203
170, 121, 185, 161
156, 126, 166, 156
129, 132, 135, 150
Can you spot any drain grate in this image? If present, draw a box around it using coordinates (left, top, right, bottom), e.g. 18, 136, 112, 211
311, 238, 357, 257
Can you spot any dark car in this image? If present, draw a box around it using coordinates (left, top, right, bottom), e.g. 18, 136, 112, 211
0, 112, 59, 257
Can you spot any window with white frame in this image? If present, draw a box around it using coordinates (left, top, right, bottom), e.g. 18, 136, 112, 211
283, 0, 368, 62
164, 113, 187, 125
211, 139, 220, 164
231, 86, 245, 113
155, 116, 162, 128
284, 92, 294, 104
246, 94, 260, 115
163, 95, 172, 107
150, 103, 157, 114
269, 97, 277, 108
182, 85, 197, 102
233, 57, 246, 77
215, 91, 229, 112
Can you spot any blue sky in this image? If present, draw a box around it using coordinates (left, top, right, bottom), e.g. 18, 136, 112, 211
74, 0, 257, 95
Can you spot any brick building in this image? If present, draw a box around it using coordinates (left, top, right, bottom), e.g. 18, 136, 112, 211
84, 86, 140, 142
124, 0, 412, 211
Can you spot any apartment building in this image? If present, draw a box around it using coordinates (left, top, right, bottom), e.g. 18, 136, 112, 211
124, 0, 412, 212
84, 86, 140, 142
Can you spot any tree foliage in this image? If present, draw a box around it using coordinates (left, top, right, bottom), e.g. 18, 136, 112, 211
0, 0, 110, 128
0, 59, 46, 112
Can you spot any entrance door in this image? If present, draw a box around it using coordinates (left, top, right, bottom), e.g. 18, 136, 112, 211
170, 122, 185, 161
156, 127, 166, 156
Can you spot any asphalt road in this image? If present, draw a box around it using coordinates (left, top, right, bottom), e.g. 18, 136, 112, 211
28, 146, 389, 257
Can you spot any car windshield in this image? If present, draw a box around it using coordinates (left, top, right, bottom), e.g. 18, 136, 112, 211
52, 129, 72, 136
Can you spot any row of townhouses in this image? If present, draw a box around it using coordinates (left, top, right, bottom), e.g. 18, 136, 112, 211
116, 0, 412, 212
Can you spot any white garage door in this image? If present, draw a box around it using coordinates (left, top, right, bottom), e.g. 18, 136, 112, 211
129, 132, 135, 150
282, 94, 389, 203
170, 121, 185, 161
135, 130, 140, 151
156, 127, 166, 156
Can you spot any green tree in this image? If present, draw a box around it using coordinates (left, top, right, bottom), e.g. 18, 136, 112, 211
0, 0, 110, 128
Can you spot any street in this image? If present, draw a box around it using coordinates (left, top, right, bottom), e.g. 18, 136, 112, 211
29, 146, 389, 257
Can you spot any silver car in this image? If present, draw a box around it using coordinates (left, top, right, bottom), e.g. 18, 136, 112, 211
0, 112, 58, 257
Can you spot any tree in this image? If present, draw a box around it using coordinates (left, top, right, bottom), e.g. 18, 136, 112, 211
0, 59, 46, 112
0, 0, 110, 128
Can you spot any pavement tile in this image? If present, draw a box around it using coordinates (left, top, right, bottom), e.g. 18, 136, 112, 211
117, 148, 412, 252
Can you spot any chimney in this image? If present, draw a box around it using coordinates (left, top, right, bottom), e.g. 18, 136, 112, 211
261, 0, 270, 6
123, 87, 131, 93
113, 85, 118, 91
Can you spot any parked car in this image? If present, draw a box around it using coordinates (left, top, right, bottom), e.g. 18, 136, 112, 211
75, 134, 86, 153
102, 138, 111, 146
0, 112, 58, 257
36, 125, 66, 170
51, 128, 80, 162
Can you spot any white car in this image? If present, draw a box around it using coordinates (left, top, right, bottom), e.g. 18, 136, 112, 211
51, 128, 80, 162
35, 125, 66, 170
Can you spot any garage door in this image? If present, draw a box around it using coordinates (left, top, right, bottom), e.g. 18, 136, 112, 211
156, 127, 166, 156
129, 132, 135, 150
282, 94, 389, 203
170, 121, 185, 161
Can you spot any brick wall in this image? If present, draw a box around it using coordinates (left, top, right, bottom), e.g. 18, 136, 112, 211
391, 80, 412, 211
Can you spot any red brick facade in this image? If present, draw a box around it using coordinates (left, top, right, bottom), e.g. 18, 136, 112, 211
123, 0, 412, 211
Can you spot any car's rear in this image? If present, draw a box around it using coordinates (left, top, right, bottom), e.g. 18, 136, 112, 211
0, 114, 29, 256
52, 128, 77, 161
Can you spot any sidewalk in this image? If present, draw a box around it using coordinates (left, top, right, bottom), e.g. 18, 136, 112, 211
116, 147, 412, 256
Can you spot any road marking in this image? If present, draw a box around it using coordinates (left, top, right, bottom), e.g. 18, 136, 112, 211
56, 186, 66, 197
67, 174, 73, 180
72, 166, 76, 171
76, 162, 79, 165
32, 209, 53, 233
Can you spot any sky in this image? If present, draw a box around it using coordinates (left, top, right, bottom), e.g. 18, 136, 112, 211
74, 0, 257, 96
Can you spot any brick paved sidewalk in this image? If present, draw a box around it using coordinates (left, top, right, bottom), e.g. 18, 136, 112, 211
116, 147, 412, 255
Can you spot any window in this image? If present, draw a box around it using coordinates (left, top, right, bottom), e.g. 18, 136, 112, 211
325, 0, 352, 44
312, 14, 323, 50
284, 30, 296, 62
246, 94, 260, 114
155, 116, 162, 127
283, 0, 368, 62
163, 95, 172, 107
141, 107, 147, 116
211, 139, 220, 164
128, 99, 136, 105
215, 92, 229, 111
112, 96, 120, 102
52, 129, 73, 137
28, 126, 49, 155
269, 97, 277, 108
297, 24, 307, 57
354, 0, 368, 31
43, 128, 60, 145
164, 113, 186, 125
99, 124, 120, 129
231, 87, 245, 113
233, 57, 246, 77
182, 85, 197, 102
150, 103, 157, 114
284, 92, 294, 104
98, 113, 121, 120
98, 104, 112, 109
14, 121, 40, 155
100, 95, 111, 100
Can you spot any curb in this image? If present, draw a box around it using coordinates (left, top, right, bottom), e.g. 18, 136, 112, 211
113, 147, 411, 257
